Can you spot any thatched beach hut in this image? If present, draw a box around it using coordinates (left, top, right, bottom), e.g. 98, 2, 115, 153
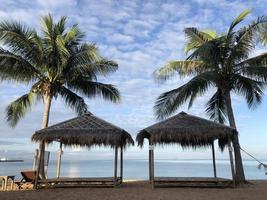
32, 112, 134, 189
136, 111, 236, 188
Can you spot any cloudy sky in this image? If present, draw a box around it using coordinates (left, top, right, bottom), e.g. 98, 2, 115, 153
0, 0, 266, 161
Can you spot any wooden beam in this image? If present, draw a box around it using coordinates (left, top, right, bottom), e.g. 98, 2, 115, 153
34, 141, 44, 189
120, 145, 123, 183
151, 141, 155, 189
56, 142, 63, 178
32, 149, 39, 170
228, 137, 236, 187
211, 142, 217, 178
149, 140, 152, 182
114, 146, 118, 187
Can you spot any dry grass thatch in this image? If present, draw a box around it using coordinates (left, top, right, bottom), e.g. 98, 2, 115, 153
136, 112, 237, 150
32, 113, 134, 148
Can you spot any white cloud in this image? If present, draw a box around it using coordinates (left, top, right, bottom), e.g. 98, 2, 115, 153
0, 0, 266, 159
37, 0, 78, 9
106, 33, 134, 44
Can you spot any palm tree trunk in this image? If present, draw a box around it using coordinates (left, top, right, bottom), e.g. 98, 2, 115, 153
225, 90, 246, 183
38, 93, 52, 179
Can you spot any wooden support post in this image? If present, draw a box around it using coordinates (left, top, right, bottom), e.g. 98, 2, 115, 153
34, 141, 44, 189
151, 141, 155, 189
114, 146, 118, 187
33, 149, 39, 170
149, 140, 152, 182
120, 145, 123, 183
56, 142, 63, 178
228, 137, 236, 187
212, 142, 217, 178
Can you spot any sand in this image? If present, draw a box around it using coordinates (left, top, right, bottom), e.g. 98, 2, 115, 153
0, 180, 266, 200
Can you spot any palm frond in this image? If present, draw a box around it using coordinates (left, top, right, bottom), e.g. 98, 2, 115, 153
55, 16, 67, 35
41, 14, 54, 39
154, 60, 206, 81
237, 53, 267, 67
186, 37, 222, 66
236, 15, 267, 42
241, 66, 267, 81
233, 74, 264, 108
0, 20, 41, 64
237, 53, 267, 81
64, 25, 85, 46
68, 79, 121, 103
228, 9, 251, 35
73, 59, 118, 79
55, 35, 70, 70
230, 16, 267, 63
74, 43, 101, 62
184, 27, 216, 53
6, 91, 36, 127
259, 23, 267, 45
203, 29, 217, 38
0, 48, 43, 82
154, 71, 216, 119
65, 44, 117, 79
205, 89, 227, 124
59, 86, 88, 115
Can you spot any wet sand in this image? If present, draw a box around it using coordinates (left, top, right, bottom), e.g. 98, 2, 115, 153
0, 180, 266, 200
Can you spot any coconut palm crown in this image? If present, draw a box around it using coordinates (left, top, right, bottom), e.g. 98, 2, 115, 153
154, 10, 267, 183
0, 15, 120, 178
0, 15, 120, 126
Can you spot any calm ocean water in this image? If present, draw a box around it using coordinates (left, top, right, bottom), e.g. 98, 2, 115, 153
0, 159, 266, 181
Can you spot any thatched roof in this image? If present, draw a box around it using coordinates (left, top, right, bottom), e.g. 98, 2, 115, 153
32, 113, 134, 148
136, 112, 237, 149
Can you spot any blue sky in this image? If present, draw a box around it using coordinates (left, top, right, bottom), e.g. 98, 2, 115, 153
0, 0, 266, 161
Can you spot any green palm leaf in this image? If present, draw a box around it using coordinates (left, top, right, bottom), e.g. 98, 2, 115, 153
0, 48, 43, 82
154, 60, 206, 81
6, 91, 36, 127
64, 25, 84, 46
59, 86, 88, 115
233, 75, 264, 108
184, 27, 216, 53
228, 9, 251, 34
0, 20, 41, 64
69, 79, 120, 103
206, 89, 227, 124
230, 16, 267, 62
154, 71, 216, 119
237, 53, 267, 67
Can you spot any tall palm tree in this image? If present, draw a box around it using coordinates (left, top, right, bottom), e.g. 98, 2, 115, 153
0, 15, 120, 178
154, 10, 267, 183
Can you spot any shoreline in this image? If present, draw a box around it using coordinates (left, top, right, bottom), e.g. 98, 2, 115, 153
1, 180, 267, 200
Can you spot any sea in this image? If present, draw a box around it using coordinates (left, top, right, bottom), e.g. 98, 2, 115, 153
0, 159, 266, 181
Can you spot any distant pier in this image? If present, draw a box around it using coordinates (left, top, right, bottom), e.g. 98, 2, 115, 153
0, 159, 24, 162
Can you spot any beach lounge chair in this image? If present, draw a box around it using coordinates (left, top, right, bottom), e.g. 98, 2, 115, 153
16, 171, 39, 189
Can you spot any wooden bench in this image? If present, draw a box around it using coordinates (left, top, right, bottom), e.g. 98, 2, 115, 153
0, 176, 15, 191
153, 177, 233, 188
37, 177, 122, 188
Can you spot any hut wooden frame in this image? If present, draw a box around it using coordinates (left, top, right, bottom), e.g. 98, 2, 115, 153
31, 113, 134, 189
136, 112, 237, 189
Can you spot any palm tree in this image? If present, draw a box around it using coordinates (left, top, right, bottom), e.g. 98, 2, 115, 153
154, 10, 267, 183
0, 15, 120, 178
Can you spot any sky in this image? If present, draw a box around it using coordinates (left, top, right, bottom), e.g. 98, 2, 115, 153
0, 0, 266, 162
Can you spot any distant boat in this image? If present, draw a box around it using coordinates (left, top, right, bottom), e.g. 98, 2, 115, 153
0, 157, 24, 162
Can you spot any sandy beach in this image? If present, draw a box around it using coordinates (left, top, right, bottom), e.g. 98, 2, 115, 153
0, 180, 266, 200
